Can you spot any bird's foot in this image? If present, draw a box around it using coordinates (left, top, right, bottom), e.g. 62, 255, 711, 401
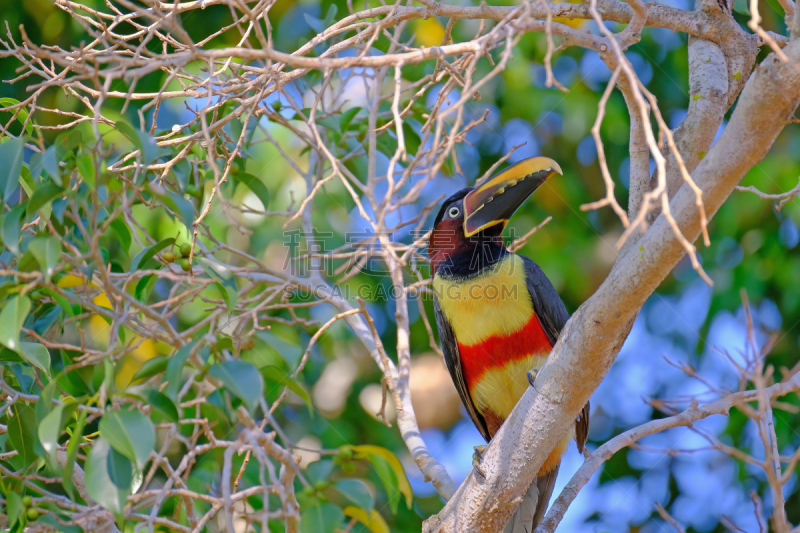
527, 368, 538, 387
472, 445, 488, 479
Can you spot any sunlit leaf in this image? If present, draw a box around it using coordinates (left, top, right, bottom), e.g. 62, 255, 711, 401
343, 506, 389, 533
351, 445, 412, 513
0, 98, 33, 136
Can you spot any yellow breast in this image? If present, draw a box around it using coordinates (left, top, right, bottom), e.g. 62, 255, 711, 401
431, 255, 534, 346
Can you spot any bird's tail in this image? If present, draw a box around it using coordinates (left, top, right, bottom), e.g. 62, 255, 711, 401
503, 463, 560, 533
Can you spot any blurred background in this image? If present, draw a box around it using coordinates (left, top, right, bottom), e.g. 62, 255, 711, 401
2, 0, 799, 531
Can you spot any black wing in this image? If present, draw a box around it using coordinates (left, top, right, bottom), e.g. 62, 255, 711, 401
520, 255, 590, 453
433, 297, 491, 443
520, 256, 568, 346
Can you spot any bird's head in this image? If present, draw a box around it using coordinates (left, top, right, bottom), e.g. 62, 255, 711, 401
428, 156, 562, 274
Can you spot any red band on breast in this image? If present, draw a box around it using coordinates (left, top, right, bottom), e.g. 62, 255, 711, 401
458, 312, 553, 390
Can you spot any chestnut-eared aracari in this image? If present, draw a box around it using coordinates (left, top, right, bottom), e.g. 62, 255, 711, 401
429, 157, 589, 533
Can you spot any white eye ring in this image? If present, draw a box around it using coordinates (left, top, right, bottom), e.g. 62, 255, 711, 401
448, 206, 460, 218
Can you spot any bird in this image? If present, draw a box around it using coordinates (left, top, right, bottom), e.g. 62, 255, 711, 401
428, 156, 589, 532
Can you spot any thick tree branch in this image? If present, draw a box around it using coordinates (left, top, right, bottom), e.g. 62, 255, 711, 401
537, 371, 800, 532
423, 40, 800, 533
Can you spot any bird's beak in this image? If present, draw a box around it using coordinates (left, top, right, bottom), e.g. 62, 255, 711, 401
462, 156, 563, 237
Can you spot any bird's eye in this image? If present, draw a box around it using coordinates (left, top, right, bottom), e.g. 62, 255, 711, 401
448, 206, 460, 218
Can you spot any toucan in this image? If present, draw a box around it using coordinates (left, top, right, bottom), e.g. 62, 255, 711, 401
429, 156, 589, 532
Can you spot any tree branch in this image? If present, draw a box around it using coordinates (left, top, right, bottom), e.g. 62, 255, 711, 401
423, 39, 800, 533
537, 372, 800, 532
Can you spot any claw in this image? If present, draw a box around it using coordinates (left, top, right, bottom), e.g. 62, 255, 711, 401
527, 368, 538, 387
472, 445, 488, 479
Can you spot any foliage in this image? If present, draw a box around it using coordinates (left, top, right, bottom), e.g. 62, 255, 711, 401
0, 0, 797, 532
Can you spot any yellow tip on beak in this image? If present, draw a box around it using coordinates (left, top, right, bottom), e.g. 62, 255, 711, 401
463, 157, 562, 237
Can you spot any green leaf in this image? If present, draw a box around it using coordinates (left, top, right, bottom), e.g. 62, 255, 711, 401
256, 330, 302, 367
98, 408, 155, 469
134, 274, 157, 303
0, 136, 24, 201
1, 202, 26, 256
339, 107, 361, 131
41, 288, 75, 317
62, 407, 87, 499
317, 115, 341, 135
142, 388, 180, 423
76, 154, 96, 189
85, 437, 130, 515
162, 190, 195, 235
116, 121, 159, 164
335, 479, 374, 511
130, 354, 168, 383
38, 405, 63, 463
208, 360, 263, 410
235, 173, 271, 211
19, 165, 34, 198
6, 491, 22, 526
306, 459, 334, 483
351, 445, 412, 514
0, 294, 31, 353
36, 145, 60, 184
130, 237, 175, 271
376, 134, 399, 159
403, 123, 421, 156
0, 98, 33, 136
28, 235, 61, 284
8, 403, 37, 470
54, 130, 83, 157
38, 402, 77, 467
19, 342, 50, 375
35, 378, 57, 421
165, 342, 195, 400
198, 257, 238, 315
261, 366, 312, 414
26, 182, 63, 218
300, 503, 344, 533
110, 218, 132, 254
